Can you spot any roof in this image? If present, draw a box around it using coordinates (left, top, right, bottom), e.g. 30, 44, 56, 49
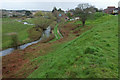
114, 8, 118, 10
107, 6, 116, 8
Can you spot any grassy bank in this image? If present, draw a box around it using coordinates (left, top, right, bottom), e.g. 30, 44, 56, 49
50, 24, 62, 42
2, 18, 34, 49
28, 15, 118, 78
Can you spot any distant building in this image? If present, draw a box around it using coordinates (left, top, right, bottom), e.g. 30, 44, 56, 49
2, 10, 26, 17
104, 6, 118, 14
113, 8, 118, 14
75, 17, 80, 20
31, 12, 37, 15
2, 10, 36, 18
104, 6, 115, 14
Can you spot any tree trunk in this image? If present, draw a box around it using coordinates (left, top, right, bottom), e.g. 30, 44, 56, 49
82, 20, 85, 26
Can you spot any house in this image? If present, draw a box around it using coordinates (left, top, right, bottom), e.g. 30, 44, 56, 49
75, 17, 80, 20
2, 10, 26, 17
112, 8, 118, 14
2, 10, 35, 18
104, 6, 116, 14
65, 17, 70, 20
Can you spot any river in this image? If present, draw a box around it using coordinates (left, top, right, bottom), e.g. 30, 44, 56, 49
0, 26, 51, 56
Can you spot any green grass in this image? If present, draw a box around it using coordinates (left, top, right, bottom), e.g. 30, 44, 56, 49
28, 14, 118, 78
22, 18, 35, 24
2, 18, 34, 49
49, 24, 62, 42
54, 24, 61, 39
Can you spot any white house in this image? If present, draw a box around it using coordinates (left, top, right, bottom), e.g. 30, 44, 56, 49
113, 8, 118, 14
75, 17, 80, 20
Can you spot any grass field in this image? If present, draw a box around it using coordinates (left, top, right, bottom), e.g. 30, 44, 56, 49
2, 18, 34, 49
28, 15, 118, 78
22, 18, 35, 24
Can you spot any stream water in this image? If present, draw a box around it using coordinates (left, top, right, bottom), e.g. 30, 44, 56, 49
0, 26, 51, 56
23, 22, 34, 25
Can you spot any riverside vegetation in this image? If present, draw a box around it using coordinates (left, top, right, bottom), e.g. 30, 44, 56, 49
28, 13, 118, 78
2, 12, 118, 78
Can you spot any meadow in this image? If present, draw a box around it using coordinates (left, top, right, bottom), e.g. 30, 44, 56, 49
28, 14, 118, 78
2, 18, 34, 49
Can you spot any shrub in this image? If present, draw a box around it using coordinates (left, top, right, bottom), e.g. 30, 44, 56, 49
10, 33, 19, 49
94, 12, 108, 19
28, 27, 43, 41
40, 34, 55, 43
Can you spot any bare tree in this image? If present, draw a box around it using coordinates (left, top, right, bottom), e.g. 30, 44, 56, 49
52, 7, 57, 13
52, 7, 58, 18
74, 3, 95, 26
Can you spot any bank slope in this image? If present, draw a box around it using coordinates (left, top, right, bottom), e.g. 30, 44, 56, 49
28, 15, 118, 78
2, 18, 34, 49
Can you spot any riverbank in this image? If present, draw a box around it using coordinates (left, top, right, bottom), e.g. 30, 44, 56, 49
28, 15, 118, 78
2, 18, 34, 50
2, 14, 118, 78
2, 21, 86, 78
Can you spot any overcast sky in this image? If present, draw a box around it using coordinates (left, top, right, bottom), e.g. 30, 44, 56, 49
0, 0, 119, 11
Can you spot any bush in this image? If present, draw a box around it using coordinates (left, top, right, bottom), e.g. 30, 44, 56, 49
11, 33, 19, 49
94, 12, 108, 19
40, 34, 55, 43
28, 27, 43, 41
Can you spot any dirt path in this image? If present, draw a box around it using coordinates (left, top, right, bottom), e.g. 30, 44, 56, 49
57, 29, 63, 38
